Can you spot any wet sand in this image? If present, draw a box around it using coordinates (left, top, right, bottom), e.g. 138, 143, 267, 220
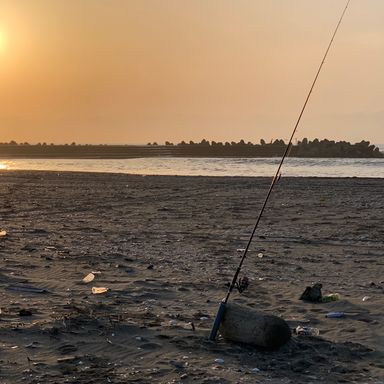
0, 171, 383, 383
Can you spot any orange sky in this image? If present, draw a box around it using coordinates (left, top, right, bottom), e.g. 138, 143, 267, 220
0, 0, 383, 145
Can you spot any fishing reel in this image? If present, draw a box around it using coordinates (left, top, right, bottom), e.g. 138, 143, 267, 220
226, 276, 249, 293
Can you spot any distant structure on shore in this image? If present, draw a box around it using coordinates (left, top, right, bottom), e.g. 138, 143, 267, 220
147, 138, 383, 158
0, 138, 382, 158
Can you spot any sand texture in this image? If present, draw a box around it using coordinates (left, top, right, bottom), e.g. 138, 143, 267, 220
0, 171, 383, 383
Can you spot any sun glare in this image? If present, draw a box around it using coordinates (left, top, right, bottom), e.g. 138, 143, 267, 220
0, 29, 6, 53
0, 162, 11, 170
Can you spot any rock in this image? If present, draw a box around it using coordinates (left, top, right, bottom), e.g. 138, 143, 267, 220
19, 309, 32, 316
300, 283, 322, 302
220, 302, 291, 349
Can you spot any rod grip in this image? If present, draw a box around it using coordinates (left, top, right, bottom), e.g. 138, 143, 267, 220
209, 301, 226, 341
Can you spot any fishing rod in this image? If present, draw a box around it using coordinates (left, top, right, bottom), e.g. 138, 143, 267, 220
209, 0, 351, 341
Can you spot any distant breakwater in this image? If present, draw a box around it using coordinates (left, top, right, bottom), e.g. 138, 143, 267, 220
0, 141, 382, 159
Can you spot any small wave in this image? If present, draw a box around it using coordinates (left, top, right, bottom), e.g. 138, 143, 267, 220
2, 157, 383, 178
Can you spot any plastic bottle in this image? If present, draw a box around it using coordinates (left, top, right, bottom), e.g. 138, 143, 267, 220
325, 311, 345, 318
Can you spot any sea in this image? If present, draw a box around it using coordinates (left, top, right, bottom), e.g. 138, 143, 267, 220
0, 157, 383, 178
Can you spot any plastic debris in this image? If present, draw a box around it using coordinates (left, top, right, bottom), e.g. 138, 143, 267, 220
91, 287, 108, 294
161, 320, 193, 330
300, 283, 322, 302
82, 273, 95, 283
0, 230, 7, 237
321, 293, 340, 302
57, 356, 76, 363
251, 368, 261, 373
257, 253, 264, 258
326, 312, 346, 318
214, 358, 225, 364
362, 296, 370, 302
295, 326, 320, 336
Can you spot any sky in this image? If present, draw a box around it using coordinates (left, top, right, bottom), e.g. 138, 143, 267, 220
0, 0, 383, 145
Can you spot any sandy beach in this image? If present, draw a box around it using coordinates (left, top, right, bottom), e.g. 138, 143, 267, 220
0, 171, 383, 383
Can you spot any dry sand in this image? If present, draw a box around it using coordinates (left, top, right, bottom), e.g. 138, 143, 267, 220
0, 171, 383, 383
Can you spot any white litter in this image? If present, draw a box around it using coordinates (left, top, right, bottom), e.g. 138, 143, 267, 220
82, 273, 95, 283
91, 287, 108, 294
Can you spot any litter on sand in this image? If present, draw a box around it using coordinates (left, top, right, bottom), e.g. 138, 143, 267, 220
321, 293, 340, 302
300, 283, 323, 302
325, 312, 346, 318
91, 287, 108, 294
300, 284, 340, 303
0, 230, 7, 237
82, 273, 95, 283
295, 326, 320, 336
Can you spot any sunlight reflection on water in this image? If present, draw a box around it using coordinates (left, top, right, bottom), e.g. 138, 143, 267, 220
0, 161, 12, 170
1, 157, 383, 178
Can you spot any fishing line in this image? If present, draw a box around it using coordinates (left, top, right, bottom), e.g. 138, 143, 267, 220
210, 0, 351, 340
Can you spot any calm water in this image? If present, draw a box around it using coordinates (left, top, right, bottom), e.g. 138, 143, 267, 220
0, 157, 383, 178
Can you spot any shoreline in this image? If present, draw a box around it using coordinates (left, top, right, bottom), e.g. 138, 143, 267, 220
2, 156, 384, 180
0, 171, 383, 383
2, 168, 384, 180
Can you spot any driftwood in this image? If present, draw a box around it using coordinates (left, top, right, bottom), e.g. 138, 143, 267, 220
219, 302, 291, 349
